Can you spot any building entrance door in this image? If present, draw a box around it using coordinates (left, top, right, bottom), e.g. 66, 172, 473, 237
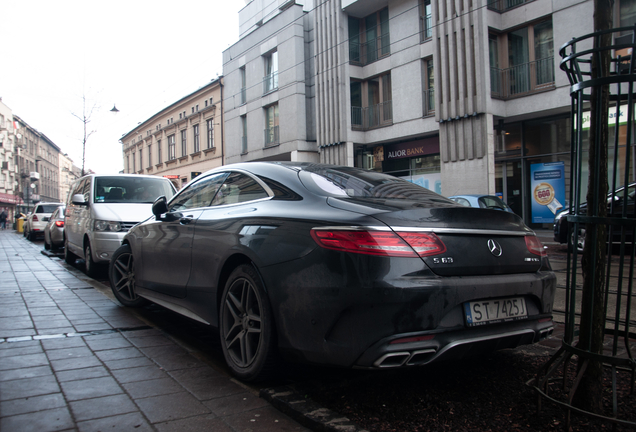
496, 160, 523, 217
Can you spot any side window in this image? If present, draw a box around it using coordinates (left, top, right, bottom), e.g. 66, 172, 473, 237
211, 173, 270, 206
452, 197, 471, 207
82, 179, 91, 203
169, 173, 229, 212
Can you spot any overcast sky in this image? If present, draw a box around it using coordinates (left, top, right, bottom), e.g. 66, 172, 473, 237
1, 1, 243, 174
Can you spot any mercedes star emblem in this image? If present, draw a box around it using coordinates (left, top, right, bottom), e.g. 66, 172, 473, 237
488, 239, 503, 257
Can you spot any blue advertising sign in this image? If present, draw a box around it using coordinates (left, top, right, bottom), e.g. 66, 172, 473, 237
530, 162, 566, 223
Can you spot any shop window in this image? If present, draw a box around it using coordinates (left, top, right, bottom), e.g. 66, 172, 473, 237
524, 117, 571, 156
351, 73, 393, 130
489, 19, 554, 99
349, 7, 390, 65
620, 0, 636, 32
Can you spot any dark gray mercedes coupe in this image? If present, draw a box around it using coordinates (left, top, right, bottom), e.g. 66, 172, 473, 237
109, 162, 556, 381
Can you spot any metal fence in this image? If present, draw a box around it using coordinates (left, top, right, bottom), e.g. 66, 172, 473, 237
531, 26, 636, 429
491, 57, 555, 99
351, 101, 393, 130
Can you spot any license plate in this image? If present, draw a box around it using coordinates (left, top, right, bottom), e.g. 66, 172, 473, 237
464, 297, 527, 326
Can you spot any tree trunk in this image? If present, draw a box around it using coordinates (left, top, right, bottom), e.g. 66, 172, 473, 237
572, 0, 613, 413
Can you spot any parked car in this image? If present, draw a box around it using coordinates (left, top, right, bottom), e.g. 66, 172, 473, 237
23, 202, 64, 241
553, 182, 635, 251
65, 174, 177, 277
448, 194, 515, 213
43, 206, 66, 250
109, 162, 556, 382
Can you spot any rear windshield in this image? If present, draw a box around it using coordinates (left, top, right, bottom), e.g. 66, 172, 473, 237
36, 205, 62, 213
94, 177, 176, 204
299, 166, 455, 205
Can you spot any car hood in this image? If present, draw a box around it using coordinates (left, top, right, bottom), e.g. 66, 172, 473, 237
327, 197, 541, 276
92, 203, 154, 222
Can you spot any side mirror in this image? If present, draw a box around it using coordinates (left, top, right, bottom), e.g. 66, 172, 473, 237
72, 194, 87, 205
152, 196, 168, 218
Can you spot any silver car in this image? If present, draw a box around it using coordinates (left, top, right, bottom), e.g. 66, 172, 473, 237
24, 202, 64, 241
44, 206, 66, 250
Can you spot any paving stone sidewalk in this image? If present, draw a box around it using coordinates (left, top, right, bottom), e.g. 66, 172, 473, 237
0, 229, 308, 432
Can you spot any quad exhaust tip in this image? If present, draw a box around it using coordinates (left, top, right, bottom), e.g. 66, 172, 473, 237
373, 349, 437, 368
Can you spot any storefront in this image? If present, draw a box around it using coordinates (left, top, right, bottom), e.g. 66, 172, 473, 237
0, 192, 24, 225
359, 136, 441, 193
495, 109, 636, 228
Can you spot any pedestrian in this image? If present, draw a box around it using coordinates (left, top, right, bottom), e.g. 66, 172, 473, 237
0, 208, 7, 230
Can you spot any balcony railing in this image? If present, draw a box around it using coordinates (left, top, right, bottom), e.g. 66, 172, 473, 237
490, 57, 555, 99
264, 126, 279, 147
349, 35, 390, 66
263, 72, 278, 94
351, 100, 393, 130
423, 88, 435, 116
488, 0, 531, 12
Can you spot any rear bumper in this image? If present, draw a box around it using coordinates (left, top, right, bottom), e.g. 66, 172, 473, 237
354, 317, 554, 369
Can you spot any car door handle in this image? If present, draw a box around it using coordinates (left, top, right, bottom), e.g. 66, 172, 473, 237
179, 216, 194, 225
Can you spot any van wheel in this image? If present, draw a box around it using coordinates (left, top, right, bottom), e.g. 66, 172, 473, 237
64, 240, 77, 265
84, 242, 99, 278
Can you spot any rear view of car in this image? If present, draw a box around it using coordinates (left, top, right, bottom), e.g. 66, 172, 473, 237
44, 206, 66, 250
108, 162, 556, 382
24, 202, 64, 241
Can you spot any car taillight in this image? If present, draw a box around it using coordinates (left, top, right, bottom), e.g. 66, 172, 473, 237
32, 215, 39, 222
55, 221, 64, 227
310, 229, 446, 258
525, 235, 545, 257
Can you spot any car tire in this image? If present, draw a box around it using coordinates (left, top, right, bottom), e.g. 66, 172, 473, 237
109, 244, 148, 308
44, 236, 51, 250
84, 242, 99, 278
64, 240, 77, 265
569, 227, 586, 253
219, 264, 278, 382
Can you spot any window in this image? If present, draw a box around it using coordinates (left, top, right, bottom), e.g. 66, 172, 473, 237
132, 152, 136, 172
207, 119, 215, 149
490, 19, 554, 99
181, 130, 187, 156
240, 67, 247, 104
158, 139, 162, 163
211, 173, 269, 206
351, 73, 393, 130
193, 124, 200, 152
422, 59, 435, 116
263, 51, 278, 94
148, 144, 152, 167
419, 0, 432, 41
168, 135, 176, 160
241, 115, 248, 154
169, 172, 229, 212
264, 105, 279, 146
139, 149, 143, 171
348, 7, 390, 65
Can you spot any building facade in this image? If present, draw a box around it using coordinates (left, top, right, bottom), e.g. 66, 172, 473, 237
59, 153, 81, 204
221, 0, 634, 228
223, 1, 318, 164
13, 115, 64, 213
0, 100, 22, 220
121, 79, 224, 190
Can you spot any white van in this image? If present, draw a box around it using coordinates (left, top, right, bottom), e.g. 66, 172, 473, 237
64, 174, 176, 276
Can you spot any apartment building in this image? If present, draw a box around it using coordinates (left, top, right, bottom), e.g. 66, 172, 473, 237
121, 78, 224, 190
0, 100, 21, 219
59, 153, 81, 204
13, 115, 63, 212
223, 1, 318, 164
222, 0, 634, 228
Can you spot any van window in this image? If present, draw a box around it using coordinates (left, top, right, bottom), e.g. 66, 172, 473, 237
94, 177, 176, 204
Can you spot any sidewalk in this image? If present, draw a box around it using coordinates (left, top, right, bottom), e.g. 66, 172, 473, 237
0, 229, 309, 432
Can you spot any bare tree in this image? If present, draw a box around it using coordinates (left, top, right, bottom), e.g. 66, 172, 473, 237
71, 94, 97, 176
573, 0, 613, 413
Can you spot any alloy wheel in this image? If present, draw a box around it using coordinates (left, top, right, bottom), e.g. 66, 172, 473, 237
111, 250, 138, 302
222, 278, 263, 368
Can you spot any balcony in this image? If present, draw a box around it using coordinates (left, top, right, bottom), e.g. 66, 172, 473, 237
264, 126, 279, 147
490, 57, 555, 100
349, 35, 390, 66
351, 100, 393, 130
488, 0, 533, 12
263, 72, 278, 94
423, 88, 435, 116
